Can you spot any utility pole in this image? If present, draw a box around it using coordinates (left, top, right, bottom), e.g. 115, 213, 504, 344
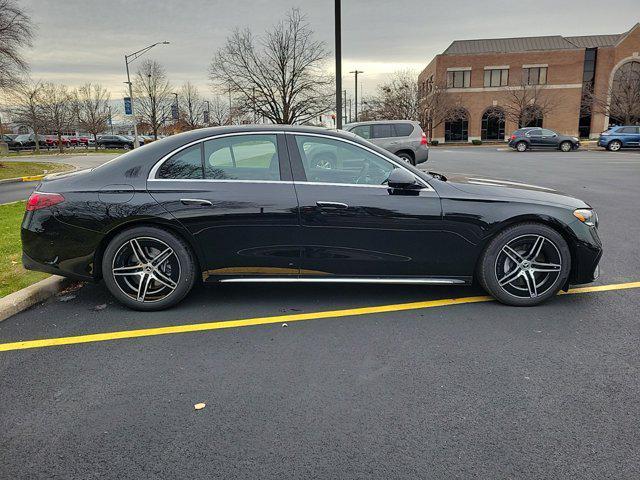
204, 100, 210, 126
342, 90, 347, 125
124, 41, 170, 148
349, 70, 363, 122
335, 0, 342, 129
107, 106, 113, 134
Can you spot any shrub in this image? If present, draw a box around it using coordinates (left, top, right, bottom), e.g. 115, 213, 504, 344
472, 139, 482, 145
430, 139, 439, 146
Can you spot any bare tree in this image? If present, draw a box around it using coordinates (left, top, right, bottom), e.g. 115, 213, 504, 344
587, 61, 640, 126
208, 95, 229, 126
502, 81, 559, 128
362, 70, 421, 121
133, 59, 172, 139
40, 83, 73, 153
421, 84, 466, 139
5, 79, 44, 152
0, 0, 34, 90
179, 81, 205, 130
209, 9, 332, 124
74, 83, 110, 150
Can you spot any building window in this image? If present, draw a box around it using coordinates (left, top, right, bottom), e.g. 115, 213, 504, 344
427, 75, 434, 93
523, 66, 547, 85
447, 70, 471, 88
481, 107, 506, 140
444, 108, 469, 142
484, 69, 508, 87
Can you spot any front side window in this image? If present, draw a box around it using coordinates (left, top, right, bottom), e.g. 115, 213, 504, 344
157, 144, 203, 179
447, 70, 471, 88
484, 69, 509, 87
350, 125, 371, 139
294, 135, 398, 186
524, 67, 548, 85
371, 124, 393, 139
203, 134, 280, 181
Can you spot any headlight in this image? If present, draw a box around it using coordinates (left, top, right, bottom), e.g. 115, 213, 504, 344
574, 208, 597, 227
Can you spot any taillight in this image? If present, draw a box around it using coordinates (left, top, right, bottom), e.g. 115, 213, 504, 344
421, 132, 428, 146
26, 192, 65, 211
510, 135, 516, 140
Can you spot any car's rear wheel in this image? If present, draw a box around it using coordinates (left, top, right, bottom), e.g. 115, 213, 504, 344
102, 226, 196, 311
516, 141, 528, 152
560, 141, 573, 152
477, 223, 571, 306
123, 143, 132, 150
396, 152, 415, 165
607, 140, 622, 152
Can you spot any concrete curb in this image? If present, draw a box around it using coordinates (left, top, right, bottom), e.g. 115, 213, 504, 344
0, 174, 45, 185
0, 276, 68, 323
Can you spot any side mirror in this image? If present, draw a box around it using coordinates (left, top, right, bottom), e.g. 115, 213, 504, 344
387, 168, 422, 190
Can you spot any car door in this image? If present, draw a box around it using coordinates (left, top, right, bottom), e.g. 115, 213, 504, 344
540, 129, 559, 148
369, 123, 395, 151
526, 128, 543, 148
287, 132, 448, 278
619, 126, 640, 146
148, 133, 301, 279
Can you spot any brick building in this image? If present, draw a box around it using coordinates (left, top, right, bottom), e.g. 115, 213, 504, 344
418, 23, 640, 143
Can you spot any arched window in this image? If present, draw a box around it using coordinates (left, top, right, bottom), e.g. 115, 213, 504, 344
610, 60, 640, 126
519, 106, 543, 128
445, 108, 469, 142
481, 107, 505, 140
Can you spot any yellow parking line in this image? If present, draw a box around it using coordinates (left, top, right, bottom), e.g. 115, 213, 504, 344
0, 281, 638, 353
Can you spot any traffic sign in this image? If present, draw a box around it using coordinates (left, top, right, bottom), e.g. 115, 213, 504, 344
124, 97, 132, 115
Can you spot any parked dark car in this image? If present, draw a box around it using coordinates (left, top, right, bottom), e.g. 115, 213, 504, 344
508, 127, 580, 152
1, 134, 21, 150
22, 126, 602, 311
97, 135, 136, 149
597, 125, 640, 151
344, 120, 429, 165
13, 134, 49, 150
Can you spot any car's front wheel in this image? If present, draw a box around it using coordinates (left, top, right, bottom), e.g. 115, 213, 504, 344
102, 226, 196, 311
477, 223, 571, 306
607, 140, 622, 152
560, 141, 573, 152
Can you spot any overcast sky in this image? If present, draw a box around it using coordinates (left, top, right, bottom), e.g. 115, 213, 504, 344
20, 0, 639, 102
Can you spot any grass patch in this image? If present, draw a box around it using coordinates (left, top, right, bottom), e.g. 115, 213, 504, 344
0, 201, 48, 297
0, 161, 74, 180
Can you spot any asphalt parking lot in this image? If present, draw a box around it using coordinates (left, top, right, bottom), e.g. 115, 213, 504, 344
1, 147, 639, 479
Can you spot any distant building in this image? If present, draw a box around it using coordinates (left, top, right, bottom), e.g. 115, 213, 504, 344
419, 24, 640, 143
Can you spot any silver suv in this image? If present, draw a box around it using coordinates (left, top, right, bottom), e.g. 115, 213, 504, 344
344, 120, 429, 165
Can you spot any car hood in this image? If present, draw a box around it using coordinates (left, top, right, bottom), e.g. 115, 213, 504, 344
441, 173, 590, 209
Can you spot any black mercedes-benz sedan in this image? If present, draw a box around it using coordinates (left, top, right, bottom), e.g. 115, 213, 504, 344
21, 125, 602, 310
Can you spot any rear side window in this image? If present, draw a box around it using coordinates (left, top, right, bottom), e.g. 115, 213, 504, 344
371, 124, 393, 139
157, 144, 203, 179
618, 127, 637, 134
203, 134, 280, 181
393, 123, 414, 137
527, 129, 542, 137
350, 125, 371, 139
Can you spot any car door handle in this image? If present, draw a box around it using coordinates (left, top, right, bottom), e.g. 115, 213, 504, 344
316, 201, 348, 209
180, 198, 212, 206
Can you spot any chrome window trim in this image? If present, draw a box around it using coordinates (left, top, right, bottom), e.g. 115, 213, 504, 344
147, 131, 283, 180
147, 129, 433, 192
285, 131, 433, 191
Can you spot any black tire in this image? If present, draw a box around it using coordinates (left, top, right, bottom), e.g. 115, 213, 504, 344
396, 152, 415, 165
477, 223, 571, 306
560, 141, 573, 152
607, 140, 622, 152
516, 141, 528, 152
102, 226, 196, 311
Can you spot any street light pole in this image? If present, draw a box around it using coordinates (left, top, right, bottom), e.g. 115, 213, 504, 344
107, 106, 113, 134
349, 70, 363, 122
124, 41, 169, 148
335, 0, 342, 130
204, 100, 210, 126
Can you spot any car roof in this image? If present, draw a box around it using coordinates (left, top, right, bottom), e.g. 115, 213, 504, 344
344, 120, 419, 127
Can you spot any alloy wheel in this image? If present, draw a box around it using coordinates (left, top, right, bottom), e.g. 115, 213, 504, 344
111, 236, 181, 303
494, 234, 562, 299
516, 142, 527, 152
609, 141, 621, 151
560, 142, 572, 152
